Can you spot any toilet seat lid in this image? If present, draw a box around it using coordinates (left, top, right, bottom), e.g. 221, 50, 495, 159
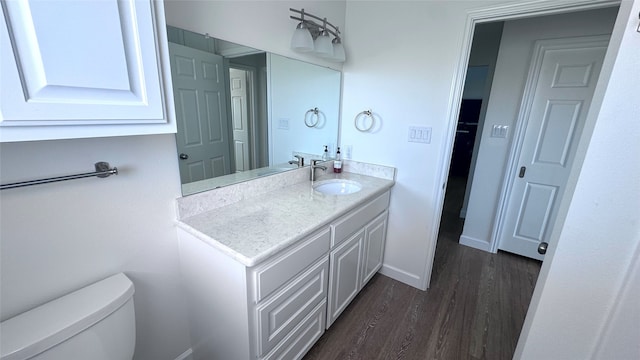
0, 273, 134, 360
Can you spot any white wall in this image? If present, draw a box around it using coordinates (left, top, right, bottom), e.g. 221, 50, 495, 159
0, 135, 191, 360
516, 0, 640, 357
460, 7, 618, 252
341, 0, 481, 289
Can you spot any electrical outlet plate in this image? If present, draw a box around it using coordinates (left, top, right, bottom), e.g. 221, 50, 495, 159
344, 145, 353, 159
408, 126, 432, 143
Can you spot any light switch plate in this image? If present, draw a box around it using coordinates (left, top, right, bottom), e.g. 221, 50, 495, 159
409, 126, 432, 144
491, 124, 508, 138
278, 118, 290, 130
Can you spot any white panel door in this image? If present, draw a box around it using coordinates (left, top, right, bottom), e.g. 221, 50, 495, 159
360, 211, 388, 287
0, 0, 174, 141
230, 68, 251, 172
499, 36, 608, 260
327, 228, 363, 328
169, 43, 231, 184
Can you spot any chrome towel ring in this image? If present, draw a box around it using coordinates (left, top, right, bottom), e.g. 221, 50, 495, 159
354, 110, 374, 132
305, 107, 320, 128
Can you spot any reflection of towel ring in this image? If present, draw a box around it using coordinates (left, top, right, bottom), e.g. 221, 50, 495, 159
305, 107, 320, 128
355, 110, 374, 132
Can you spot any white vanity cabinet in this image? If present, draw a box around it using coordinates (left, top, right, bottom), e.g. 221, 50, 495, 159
0, 0, 175, 142
176, 181, 393, 359
327, 191, 390, 327
177, 226, 331, 360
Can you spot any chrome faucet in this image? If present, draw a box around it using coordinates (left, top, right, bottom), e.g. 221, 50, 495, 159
288, 155, 304, 167
310, 160, 327, 181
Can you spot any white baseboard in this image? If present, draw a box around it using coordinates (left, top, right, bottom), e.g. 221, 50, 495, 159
379, 263, 423, 290
459, 235, 492, 252
175, 348, 193, 360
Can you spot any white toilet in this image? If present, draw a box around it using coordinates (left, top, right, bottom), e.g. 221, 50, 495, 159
0, 273, 136, 360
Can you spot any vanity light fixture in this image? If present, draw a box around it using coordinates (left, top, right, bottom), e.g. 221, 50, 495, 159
290, 8, 345, 62
331, 37, 346, 63
314, 19, 334, 58
290, 10, 314, 52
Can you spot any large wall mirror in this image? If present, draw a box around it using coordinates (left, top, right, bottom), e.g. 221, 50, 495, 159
167, 26, 341, 196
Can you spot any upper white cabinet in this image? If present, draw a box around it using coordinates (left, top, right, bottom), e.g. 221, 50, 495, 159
0, 0, 176, 142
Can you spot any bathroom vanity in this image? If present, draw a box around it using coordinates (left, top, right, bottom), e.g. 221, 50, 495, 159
175, 161, 395, 359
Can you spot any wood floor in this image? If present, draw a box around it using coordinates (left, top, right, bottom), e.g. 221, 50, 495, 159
303, 177, 541, 360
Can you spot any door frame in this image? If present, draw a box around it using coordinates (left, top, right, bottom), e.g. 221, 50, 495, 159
228, 63, 259, 169
425, 0, 621, 289
493, 35, 610, 255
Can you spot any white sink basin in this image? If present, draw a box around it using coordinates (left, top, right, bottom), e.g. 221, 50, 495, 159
313, 179, 362, 195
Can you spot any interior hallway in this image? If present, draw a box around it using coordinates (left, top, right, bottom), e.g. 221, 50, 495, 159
304, 176, 542, 360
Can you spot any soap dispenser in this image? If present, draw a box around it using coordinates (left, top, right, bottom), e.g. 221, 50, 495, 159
333, 147, 342, 173
322, 145, 328, 161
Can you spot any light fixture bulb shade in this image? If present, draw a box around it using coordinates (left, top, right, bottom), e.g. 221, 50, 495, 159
330, 41, 346, 62
314, 32, 333, 58
291, 24, 314, 52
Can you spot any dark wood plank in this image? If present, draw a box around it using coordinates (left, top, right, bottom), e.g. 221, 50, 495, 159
304, 177, 541, 360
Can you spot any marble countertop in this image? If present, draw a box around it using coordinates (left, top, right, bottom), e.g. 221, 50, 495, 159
176, 171, 394, 267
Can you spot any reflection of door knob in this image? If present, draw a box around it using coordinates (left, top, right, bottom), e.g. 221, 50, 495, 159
179, 153, 189, 160
538, 242, 548, 255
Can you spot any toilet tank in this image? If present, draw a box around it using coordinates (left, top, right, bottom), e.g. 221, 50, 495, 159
0, 273, 136, 360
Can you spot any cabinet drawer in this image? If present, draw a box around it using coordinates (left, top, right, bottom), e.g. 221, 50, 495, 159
254, 227, 330, 302
331, 191, 390, 247
261, 300, 326, 360
256, 258, 328, 357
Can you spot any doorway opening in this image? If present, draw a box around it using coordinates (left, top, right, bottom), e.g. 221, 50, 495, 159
436, 3, 618, 348
437, 5, 619, 270
439, 21, 504, 250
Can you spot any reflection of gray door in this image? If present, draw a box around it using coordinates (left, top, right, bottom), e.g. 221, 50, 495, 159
229, 68, 251, 172
498, 36, 608, 260
169, 43, 231, 184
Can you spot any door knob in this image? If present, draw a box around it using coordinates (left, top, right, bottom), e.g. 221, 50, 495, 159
538, 242, 548, 255
519, 166, 526, 178
179, 153, 189, 160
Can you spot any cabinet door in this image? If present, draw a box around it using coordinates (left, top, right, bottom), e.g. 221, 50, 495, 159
361, 211, 388, 287
327, 228, 364, 328
0, 0, 175, 142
